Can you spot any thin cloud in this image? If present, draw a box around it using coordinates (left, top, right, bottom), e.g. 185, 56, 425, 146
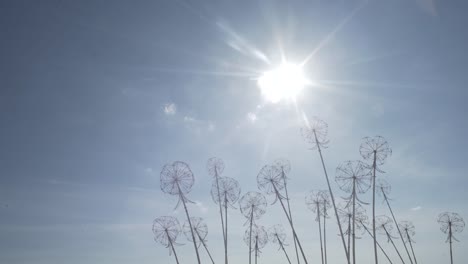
164, 103, 177, 115
411, 206, 422, 211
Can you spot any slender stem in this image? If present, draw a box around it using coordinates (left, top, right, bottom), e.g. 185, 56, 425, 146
277, 234, 292, 264
249, 206, 254, 264
177, 184, 201, 264
317, 207, 324, 264
196, 230, 216, 264
313, 131, 350, 264
282, 171, 301, 264
348, 215, 351, 261
167, 230, 180, 264
449, 222, 453, 264
383, 192, 413, 264
224, 193, 229, 264
255, 236, 259, 264
352, 178, 356, 264
372, 151, 378, 264
323, 204, 328, 264
384, 228, 405, 264
406, 231, 417, 264
214, 173, 226, 264
362, 223, 394, 264
273, 184, 309, 264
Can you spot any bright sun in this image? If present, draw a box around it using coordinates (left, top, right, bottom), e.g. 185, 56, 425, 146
257, 62, 307, 103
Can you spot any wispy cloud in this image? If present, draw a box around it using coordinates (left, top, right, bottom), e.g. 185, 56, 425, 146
247, 112, 257, 123
411, 206, 422, 211
164, 103, 177, 115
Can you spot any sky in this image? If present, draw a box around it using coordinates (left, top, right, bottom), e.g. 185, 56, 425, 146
0, 0, 467, 263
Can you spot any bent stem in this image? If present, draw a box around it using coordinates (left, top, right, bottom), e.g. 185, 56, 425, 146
177, 184, 201, 264
167, 230, 180, 264
196, 230, 216, 264
273, 184, 309, 264
282, 171, 301, 264
313, 130, 350, 264
384, 227, 405, 264
382, 191, 413, 264
277, 234, 292, 264
362, 222, 394, 264
406, 231, 417, 264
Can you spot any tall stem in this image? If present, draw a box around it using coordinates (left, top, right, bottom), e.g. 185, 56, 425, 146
384, 228, 405, 264
214, 173, 226, 264
273, 185, 309, 264
383, 192, 413, 264
255, 236, 259, 264
314, 131, 350, 264
406, 231, 417, 264
249, 206, 254, 264
372, 151, 378, 264
177, 184, 201, 264
317, 207, 324, 264
282, 171, 301, 264
347, 215, 351, 261
362, 222, 394, 264
449, 222, 453, 264
277, 234, 292, 264
167, 230, 180, 264
224, 193, 229, 264
196, 230, 216, 264
352, 179, 356, 264
323, 204, 328, 264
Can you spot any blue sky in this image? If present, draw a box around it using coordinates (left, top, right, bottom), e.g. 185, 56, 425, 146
0, 0, 467, 263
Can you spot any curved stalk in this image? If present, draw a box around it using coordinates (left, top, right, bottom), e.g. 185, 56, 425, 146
323, 204, 328, 264
214, 172, 226, 264
249, 206, 254, 264
372, 151, 378, 264
406, 231, 417, 264
277, 234, 292, 264
196, 230, 216, 264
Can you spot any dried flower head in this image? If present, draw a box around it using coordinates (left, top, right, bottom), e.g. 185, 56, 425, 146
301, 117, 330, 149
210, 176, 241, 208
359, 136, 392, 166
153, 216, 181, 248
244, 225, 268, 251
182, 217, 208, 243
335, 160, 372, 194
160, 161, 194, 196
207, 157, 225, 177
239, 191, 267, 222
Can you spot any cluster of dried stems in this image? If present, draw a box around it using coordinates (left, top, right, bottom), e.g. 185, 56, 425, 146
150, 117, 464, 264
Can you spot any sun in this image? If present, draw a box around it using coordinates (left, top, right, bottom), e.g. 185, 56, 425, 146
257, 62, 307, 103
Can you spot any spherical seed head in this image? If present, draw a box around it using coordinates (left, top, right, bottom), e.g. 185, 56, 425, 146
160, 161, 194, 196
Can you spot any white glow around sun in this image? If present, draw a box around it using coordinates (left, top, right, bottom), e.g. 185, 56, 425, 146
257, 63, 307, 103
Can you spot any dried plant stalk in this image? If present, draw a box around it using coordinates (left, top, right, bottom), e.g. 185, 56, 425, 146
399, 221, 418, 264
183, 217, 215, 264
376, 215, 405, 264
438, 212, 465, 264
268, 224, 292, 264
360, 136, 392, 264
161, 161, 201, 264
153, 216, 182, 264
301, 117, 350, 264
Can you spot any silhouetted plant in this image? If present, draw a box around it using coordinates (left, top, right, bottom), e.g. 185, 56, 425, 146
377, 179, 413, 264
359, 218, 394, 264
239, 191, 267, 264
153, 216, 182, 264
337, 202, 368, 262
336, 160, 372, 264
183, 217, 215, 264
360, 136, 392, 264
399, 221, 417, 264
207, 157, 228, 264
274, 158, 301, 264
268, 224, 292, 264
211, 176, 241, 264
376, 215, 406, 264
305, 190, 328, 264
258, 165, 309, 264
160, 161, 201, 264
244, 225, 268, 264
438, 212, 465, 264
320, 191, 331, 264
301, 117, 349, 264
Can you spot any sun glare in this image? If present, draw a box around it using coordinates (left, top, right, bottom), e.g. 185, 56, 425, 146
257, 63, 307, 103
